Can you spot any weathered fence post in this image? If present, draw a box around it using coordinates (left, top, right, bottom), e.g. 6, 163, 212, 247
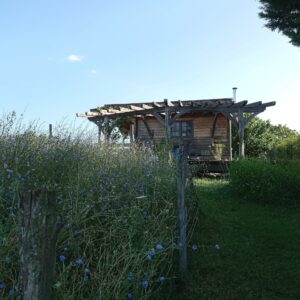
49, 124, 53, 138
19, 190, 61, 300
177, 143, 189, 273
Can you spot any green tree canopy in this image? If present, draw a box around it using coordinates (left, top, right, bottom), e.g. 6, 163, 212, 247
232, 117, 298, 158
258, 0, 300, 47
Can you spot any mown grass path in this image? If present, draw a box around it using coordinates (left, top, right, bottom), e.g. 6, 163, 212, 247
173, 179, 300, 300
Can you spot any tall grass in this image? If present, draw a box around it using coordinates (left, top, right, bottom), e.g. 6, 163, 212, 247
0, 113, 199, 299
229, 159, 300, 206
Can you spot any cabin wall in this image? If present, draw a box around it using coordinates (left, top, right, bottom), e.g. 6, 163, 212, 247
136, 113, 230, 161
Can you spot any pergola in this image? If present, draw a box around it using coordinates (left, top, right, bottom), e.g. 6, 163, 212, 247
77, 97, 276, 158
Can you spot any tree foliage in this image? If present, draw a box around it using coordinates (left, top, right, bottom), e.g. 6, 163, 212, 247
102, 116, 132, 142
232, 117, 298, 158
258, 0, 300, 47
273, 135, 300, 159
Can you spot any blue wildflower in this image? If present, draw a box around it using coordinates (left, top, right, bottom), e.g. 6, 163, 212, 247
192, 244, 198, 251
74, 258, 84, 265
59, 255, 66, 262
8, 289, 15, 297
127, 293, 133, 299
127, 272, 134, 281
156, 244, 163, 250
142, 280, 149, 288
84, 268, 90, 274
146, 170, 153, 177
214, 244, 221, 250
159, 276, 166, 282
146, 255, 152, 261
147, 250, 155, 256
83, 274, 89, 284
0, 282, 5, 289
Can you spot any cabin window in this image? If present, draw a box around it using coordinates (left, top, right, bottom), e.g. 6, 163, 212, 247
171, 121, 193, 138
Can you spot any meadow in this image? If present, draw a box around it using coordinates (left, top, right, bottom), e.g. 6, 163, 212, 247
0, 114, 299, 299
0, 114, 200, 299
173, 179, 300, 299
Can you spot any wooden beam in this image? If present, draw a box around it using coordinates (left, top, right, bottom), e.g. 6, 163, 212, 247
244, 111, 260, 126
211, 113, 219, 138
76, 111, 101, 117
130, 105, 143, 111
170, 109, 194, 124
246, 101, 276, 110
108, 108, 125, 113
152, 111, 166, 127
164, 98, 174, 107
141, 116, 154, 139
79, 100, 275, 120
119, 107, 133, 112
231, 100, 248, 108
245, 101, 262, 108
153, 102, 162, 107
142, 104, 152, 109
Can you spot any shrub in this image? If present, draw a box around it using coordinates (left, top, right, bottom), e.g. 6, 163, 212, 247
229, 159, 300, 206
272, 135, 300, 160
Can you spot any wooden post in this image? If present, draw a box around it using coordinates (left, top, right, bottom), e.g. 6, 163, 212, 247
165, 108, 171, 139
103, 116, 109, 142
238, 110, 245, 158
130, 123, 134, 143
97, 123, 102, 144
177, 143, 189, 273
229, 119, 232, 160
238, 127, 245, 158
19, 190, 61, 300
49, 124, 53, 138
134, 117, 138, 141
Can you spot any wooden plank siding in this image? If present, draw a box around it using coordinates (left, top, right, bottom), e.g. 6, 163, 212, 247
136, 113, 230, 161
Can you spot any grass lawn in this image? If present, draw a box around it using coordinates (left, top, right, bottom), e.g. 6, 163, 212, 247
172, 179, 300, 300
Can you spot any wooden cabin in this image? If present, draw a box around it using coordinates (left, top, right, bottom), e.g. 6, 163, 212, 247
77, 97, 275, 162
135, 109, 231, 161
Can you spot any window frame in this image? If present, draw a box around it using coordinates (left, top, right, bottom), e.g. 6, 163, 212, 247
171, 121, 193, 138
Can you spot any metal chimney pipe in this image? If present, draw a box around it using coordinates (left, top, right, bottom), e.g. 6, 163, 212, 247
232, 87, 237, 102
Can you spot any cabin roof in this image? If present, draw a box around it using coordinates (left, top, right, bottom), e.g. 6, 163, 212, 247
77, 98, 276, 120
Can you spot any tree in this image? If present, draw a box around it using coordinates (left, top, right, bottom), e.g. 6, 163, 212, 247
102, 116, 132, 143
232, 117, 298, 158
258, 0, 300, 47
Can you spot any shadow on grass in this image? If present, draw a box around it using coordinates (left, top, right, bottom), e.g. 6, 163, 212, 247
171, 179, 300, 300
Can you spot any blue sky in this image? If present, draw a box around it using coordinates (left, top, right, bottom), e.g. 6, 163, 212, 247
1, 0, 299, 131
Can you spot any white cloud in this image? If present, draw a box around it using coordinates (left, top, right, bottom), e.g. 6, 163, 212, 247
90, 69, 97, 74
67, 54, 85, 62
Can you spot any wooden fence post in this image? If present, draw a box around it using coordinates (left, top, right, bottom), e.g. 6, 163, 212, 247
19, 190, 61, 300
49, 124, 53, 138
177, 143, 189, 273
